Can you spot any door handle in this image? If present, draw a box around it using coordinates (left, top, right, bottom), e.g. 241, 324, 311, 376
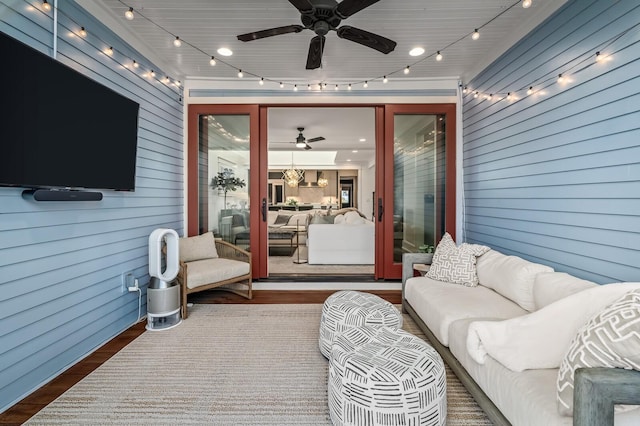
377, 198, 384, 222
261, 198, 267, 222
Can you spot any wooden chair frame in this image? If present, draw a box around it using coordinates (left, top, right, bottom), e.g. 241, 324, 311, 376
177, 239, 252, 318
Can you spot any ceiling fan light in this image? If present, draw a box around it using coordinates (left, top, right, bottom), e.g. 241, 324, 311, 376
217, 47, 233, 56
409, 47, 425, 56
295, 141, 306, 148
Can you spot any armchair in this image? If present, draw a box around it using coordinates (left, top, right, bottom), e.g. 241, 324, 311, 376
177, 232, 252, 318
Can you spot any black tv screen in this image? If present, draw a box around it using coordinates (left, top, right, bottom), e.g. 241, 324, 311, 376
0, 31, 140, 191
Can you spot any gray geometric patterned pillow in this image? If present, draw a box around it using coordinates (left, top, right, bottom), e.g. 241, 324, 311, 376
556, 289, 640, 416
426, 233, 490, 287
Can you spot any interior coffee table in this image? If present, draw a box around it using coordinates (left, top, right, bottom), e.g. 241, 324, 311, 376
235, 229, 295, 255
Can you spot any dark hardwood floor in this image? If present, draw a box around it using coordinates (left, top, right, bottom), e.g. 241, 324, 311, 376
0, 289, 400, 424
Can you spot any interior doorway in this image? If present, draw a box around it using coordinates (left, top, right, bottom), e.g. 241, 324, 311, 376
266, 107, 376, 278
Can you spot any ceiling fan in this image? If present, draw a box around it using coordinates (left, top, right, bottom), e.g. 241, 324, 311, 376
237, 0, 397, 70
272, 127, 326, 150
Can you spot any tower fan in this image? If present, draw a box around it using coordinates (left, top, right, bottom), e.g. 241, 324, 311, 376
146, 228, 182, 331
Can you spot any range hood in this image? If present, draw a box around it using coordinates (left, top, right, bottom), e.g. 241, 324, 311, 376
301, 170, 318, 187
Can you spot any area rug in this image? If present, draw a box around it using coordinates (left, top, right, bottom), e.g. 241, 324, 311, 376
26, 304, 492, 425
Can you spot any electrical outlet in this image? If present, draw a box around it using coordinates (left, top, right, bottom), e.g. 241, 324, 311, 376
121, 271, 135, 293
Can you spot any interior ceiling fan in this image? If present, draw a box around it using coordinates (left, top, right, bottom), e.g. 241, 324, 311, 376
273, 127, 326, 150
237, 0, 397, 70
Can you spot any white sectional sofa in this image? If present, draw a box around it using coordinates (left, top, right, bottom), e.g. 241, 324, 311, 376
402, 246, 640, 426
307, 210, 375, 264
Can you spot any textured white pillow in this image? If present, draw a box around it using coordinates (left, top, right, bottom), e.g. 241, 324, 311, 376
333, 214, 345, 224
179, 232, 218, 262
425, 233, 490, 287
533, 272, 597, 310
287, 213, 308, 227
557, 289, 640, 416
476, 250, 553, 312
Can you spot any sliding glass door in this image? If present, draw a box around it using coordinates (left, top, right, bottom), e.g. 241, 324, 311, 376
378, 104, 456, 278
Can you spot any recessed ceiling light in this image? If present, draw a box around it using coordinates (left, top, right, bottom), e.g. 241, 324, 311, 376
346, 159, 352, 162
409, 47, 425, 56
352, 150, 358, 153
217, 47, 233, 56
359, 138, 366, 142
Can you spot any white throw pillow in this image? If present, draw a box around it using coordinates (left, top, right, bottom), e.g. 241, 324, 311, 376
557, 289, 640, 416
179, 232, 218, 262
344, 210, 365, 224
287, 213, 308, 227
533, 272, 597, 310
476, 250, 553, 312
333, 214, 345, 224
425, 233, 490, 287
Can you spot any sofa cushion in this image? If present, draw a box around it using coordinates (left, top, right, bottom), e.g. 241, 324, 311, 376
404, 276, 527, 346
557, 289, 640, 416
274, 214, 290, 225
476, 250, 553, 312
184, 257, 250, 289
286, 213, 309, 227
466, 282, 640, 372
343, 210, 366, 224
334, 214, 345, 224
179, 232, 218, 262
426, 233, 490, 287
447, 317, 573, 426
533, 272, 597, 310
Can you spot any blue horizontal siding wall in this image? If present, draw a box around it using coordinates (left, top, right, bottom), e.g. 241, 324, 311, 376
0, 0, 183, 411
462, 0, 640, 284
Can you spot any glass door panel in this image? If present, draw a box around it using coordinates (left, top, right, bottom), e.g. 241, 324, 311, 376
199, 114, 250, 247
381, 104, 455, 279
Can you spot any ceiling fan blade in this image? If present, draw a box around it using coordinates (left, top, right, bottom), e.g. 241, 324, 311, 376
288, 0, 314, 14
336, 26, 396, 54
335, 0, 380, 18
306, 35, 325, 70
237, 25, 304, 42
304, 144, 312, 150
306, 136, 325, 143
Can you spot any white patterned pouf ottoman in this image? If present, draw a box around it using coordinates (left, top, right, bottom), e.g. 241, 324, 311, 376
328, 326, 447, 426
319, 290, 403, 358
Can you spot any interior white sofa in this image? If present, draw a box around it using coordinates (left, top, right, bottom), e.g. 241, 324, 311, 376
307, 210, 374, 264
402, 242, 640, 426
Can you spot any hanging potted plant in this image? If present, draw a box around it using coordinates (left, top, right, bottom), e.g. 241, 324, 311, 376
211, 169, 246, 208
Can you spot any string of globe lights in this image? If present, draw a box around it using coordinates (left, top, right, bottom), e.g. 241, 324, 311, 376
24, 0, 183, 101
460, 19, 639, 105
109, 0, 536, 91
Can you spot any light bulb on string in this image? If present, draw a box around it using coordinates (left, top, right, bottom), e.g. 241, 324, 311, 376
474, 92, 479, 98
163, 76, 170, 84
125, 7, 134, 20
42, 0, 51, 11
436, 51, 443, 61
79, 27, 87, 37
557, 74, 564, 83
595, 51, 603, 62
404, 66, 410, 75
173, 37, 182, 47
363, 81, 368, 88
323, 83, 327, 89
527, 86, 533, 95
307, 84, 311, 91
507, 92, 513, 101
335, 84, 339, 91
105, 46, 114, 56
383, 76, 388, 83
150, 70, 156, 78
293, 84, 298, 91
462, 86, 468, 94
522, 0, 532, 8
209, 56, 216, 66
132, 60, 139, 68
259, 78, 264, 86
348, 84, 352, 91
280, 82, 284, 88
237, 69, 243, 78
472, 30, 480, 40
175, 80, 181, 87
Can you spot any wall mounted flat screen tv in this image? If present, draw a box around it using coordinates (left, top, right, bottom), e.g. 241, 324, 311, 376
0, 31, 140, 192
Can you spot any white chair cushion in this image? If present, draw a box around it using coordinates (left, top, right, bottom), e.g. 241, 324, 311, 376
343, 210, 365, 224
185, 257, 250, 289
533, 272, 597, 310
179, 233, 218, 262
476, 250, 553, 312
